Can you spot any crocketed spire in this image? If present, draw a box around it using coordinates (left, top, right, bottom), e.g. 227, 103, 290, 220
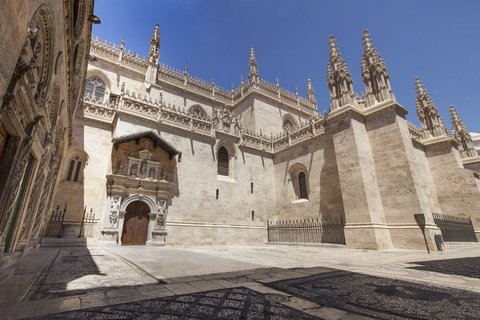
248, 45, 259, 84
148, 24, 160, 64
450, 105, 477, 158
361, 29, 395, 107
415, 77, 449, 139
145, 24, 160, 83
307, 77, 317, 105
327, 35, 356, 111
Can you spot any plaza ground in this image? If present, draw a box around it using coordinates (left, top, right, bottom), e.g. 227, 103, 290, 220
1, 243, 480, 319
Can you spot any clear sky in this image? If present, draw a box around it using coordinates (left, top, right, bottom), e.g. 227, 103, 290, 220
91, 0, 480, 132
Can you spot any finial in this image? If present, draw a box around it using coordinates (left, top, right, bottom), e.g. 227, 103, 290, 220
152, 24, 160, 43
232, 83, 234, 91
120, 36, 125, 48
250, 45, 255, 60
295, 85, 299, 96
276, 76, 279, 86
185, 63, 188, 73
212, 75, 215, 84
307, 77, 312, 89
241, 74, 244, 84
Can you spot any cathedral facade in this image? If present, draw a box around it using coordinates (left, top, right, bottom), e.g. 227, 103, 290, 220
0, 0, 95, 269
52, 25, 480, 251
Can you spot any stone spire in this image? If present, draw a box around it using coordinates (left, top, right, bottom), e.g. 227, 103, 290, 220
361, 30, 395, 107
248, 45, 259, 84
120, 36, 125, 50
415, 77, 449, 139
450, 105, 477, 158
145, 24, 160, 83
327, 35, 357, 111
307, 77, 317, 105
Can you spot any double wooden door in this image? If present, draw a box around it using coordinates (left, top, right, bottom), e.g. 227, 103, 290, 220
122, 201, 149, 245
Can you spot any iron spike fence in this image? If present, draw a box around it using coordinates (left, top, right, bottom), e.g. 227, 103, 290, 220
267, 216, 345, 245
79, 208, 97, 238
432, 213, 478, 242
44, 205, 67, 237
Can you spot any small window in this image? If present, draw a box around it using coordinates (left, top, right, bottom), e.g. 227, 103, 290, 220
298, 172, 308, 199
66, 156, 82, 182
84, 77, 106, 101
217, 146, 229, 176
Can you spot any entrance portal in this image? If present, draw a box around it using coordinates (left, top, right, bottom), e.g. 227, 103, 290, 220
121, 201, 149, 245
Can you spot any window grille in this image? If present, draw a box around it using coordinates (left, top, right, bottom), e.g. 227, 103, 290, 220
84, 77, 106, 101
217, 146, 229, 176
299, 172, 308, 199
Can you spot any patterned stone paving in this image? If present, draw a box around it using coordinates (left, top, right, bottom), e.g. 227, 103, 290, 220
27, 287, 323, 320
266, 270, 480, 320
23, 248, 156, 301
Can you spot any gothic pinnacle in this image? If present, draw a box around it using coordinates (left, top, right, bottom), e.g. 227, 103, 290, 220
151, 24, 160, 46
185, 63, 188, 73
248, 45, 259, 83
120, 35, 125, 49
250, 45, 256, 61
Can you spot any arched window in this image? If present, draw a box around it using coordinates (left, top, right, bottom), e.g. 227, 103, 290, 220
282, 115, 298, 133
288, 163, 310, 202
84, 77, 106, 101
217, 146, 229, 176
298, 172, 308, 199
189, 105, 207, 118
283, 120, 294, 132
66, 156, 83, 182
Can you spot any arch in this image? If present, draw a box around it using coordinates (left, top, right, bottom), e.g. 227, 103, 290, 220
62, 148, 89, 182
282, 114, 299, 132
288, 163, 310, 201
119, 194, 157, 213
215, 139, 236, 180
30, 5, 55, 99
188, 104, 207, 118
49, 81, 60, 126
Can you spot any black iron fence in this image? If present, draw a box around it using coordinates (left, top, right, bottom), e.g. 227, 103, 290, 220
79, 208, 97, 238
432, 213, 478, 242
44, 205, 66, 237
267, 216, 345, 245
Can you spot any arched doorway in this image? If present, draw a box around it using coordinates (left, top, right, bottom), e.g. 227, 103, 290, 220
121, 201, 149, 245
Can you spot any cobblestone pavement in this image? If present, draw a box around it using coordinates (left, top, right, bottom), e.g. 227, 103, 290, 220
266, 270, 480, 320
2, 244, 480, 319
27, 287, 323, 320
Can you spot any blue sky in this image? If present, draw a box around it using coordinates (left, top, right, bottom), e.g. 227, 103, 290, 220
92, 0, 480, 131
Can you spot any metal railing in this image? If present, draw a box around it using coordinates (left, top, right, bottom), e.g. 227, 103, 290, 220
79, 208, 97, 238
44, 205, 66, 237
267, 216, 345, 245
432, 213, 478, 242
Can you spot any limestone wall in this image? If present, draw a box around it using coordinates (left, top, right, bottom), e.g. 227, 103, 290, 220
426, 142, 480, 227
273, 134, 344, 221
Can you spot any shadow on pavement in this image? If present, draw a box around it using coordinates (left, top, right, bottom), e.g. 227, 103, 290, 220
406, 256, 480, 279
265, 270, 480, 320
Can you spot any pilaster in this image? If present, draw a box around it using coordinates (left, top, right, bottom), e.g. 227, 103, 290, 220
330, 112, 392, 250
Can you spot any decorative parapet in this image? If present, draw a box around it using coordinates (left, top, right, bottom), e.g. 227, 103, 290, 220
407, 121, 422, 142
90, 35, 316, 115
91, 36, 147, 73
81, 95, 116, 123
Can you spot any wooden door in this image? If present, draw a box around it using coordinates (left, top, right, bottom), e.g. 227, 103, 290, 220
121, 201, 149, 245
